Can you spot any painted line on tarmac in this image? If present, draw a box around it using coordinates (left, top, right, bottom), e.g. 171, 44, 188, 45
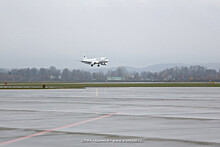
0, 112, 119, 146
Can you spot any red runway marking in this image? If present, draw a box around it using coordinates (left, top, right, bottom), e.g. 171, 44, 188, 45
0, 112, 119, 146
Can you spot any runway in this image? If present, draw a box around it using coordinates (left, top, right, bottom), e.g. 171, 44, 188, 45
1, 87, 220, 147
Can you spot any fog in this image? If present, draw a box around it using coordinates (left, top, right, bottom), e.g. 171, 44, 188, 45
0, 0, 220, 68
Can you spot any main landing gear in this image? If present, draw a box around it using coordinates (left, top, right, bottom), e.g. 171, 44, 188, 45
91, 64, 100, 67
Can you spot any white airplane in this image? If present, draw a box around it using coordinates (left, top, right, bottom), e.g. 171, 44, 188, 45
81, 54, 109, 67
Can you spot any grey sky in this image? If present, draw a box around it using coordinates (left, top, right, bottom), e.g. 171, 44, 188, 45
0, 0, 220, 68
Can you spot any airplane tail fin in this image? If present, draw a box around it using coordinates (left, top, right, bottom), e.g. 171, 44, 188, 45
83, 53, 87, 60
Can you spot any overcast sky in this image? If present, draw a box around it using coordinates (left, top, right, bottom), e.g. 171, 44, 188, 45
0, 0, 220, 68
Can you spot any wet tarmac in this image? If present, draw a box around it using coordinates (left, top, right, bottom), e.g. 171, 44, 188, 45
1, 87, 220, 147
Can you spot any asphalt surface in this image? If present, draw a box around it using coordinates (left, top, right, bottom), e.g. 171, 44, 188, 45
1, 87, 220, 147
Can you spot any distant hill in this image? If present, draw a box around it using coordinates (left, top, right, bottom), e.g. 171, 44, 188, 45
140, 63, 189, 72
78, 63, 220, 73
201, 63, 220, 71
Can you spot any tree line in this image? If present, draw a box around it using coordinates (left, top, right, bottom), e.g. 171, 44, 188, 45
0, 65, 220, 82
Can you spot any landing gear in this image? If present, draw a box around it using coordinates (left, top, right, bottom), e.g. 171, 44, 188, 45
91, 64, 93, 67
97, 64, 100, 67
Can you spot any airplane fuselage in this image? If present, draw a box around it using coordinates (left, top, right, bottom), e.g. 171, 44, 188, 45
81, 57, 109, 67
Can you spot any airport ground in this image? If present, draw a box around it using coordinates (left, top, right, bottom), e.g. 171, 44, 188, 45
0, 82, 220, 89
1, 87, 220, 147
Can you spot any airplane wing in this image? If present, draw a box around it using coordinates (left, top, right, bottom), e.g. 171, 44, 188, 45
91, 60, 99, 65
81, 60, 92, 64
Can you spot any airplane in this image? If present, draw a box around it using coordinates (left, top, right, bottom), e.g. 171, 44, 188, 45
81, 54, 109, 67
